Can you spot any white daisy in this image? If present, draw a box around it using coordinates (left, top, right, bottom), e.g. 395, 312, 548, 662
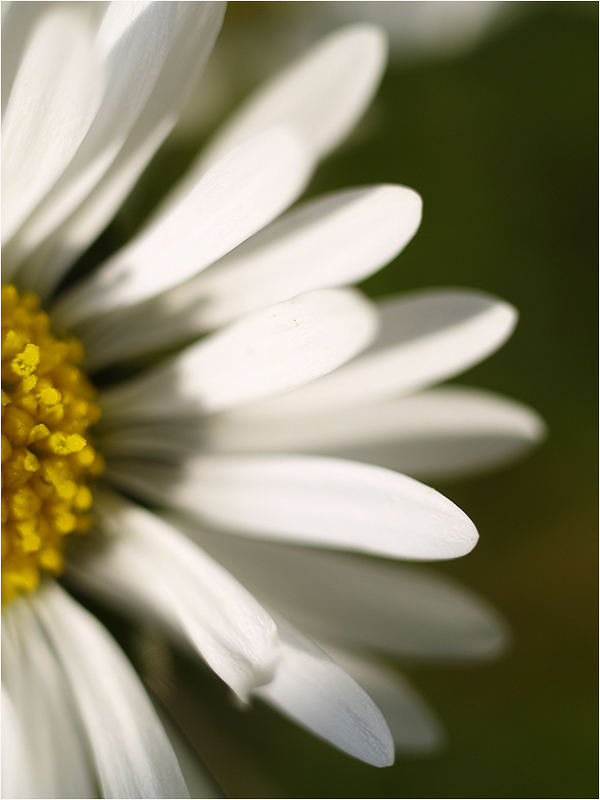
1, 3, 544, 798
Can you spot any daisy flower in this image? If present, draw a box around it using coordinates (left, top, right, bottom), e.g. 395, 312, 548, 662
1, 3, 544, 797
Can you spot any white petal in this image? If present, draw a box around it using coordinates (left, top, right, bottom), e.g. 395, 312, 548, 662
326, 649, 442, 752
325, 1, 506, 60
256, 619, 394, 767
154, 706, 222, 800
1, 9, 102, 247
2, 598, 96, 799
54, 128, 311, 328
106, 455, 478, 561
32, 583, 189, 799
0, 686, 31, 800
301, 387, 544, 479
201, 24, 387, 166
8, 2, 181, 289
169, 524, 508, 660
2, 2, 47, 113
98, 289, 377, 420
70, 184, 420, 368
233, 289, 518, 417
23, 3, 225, 296
67, 489, 280, 700
176, 387, 542, 481
2, 614, 36, 800
192, 185, 421, 330
156, 183, 422, 333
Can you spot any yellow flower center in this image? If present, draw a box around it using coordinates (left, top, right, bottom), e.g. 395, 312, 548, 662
1, 285, 103, 607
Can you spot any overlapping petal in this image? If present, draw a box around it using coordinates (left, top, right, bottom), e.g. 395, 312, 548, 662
2, 603, 96, 799
200, 24, 387, 166
255, 619, 394, 768
100, 385, 543, 482
170, 525, 507, 659
106, 455, 478, 561
1, 10, 103, 248
155, 707, 222, 800
35, 2, 225, 295
8, 2, 182, 287
68, 489, 281, 700
234, 290, 517, 417
32, 583, 189, 799
98, 289, 377, 419
326, 650, 442, 752
70, 184, 421, 368
1, 687, 30, 800
54, 128, 311, 327
203, 386, 544, 479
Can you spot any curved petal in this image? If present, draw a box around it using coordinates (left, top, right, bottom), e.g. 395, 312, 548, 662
54, 128, 311, 328
168, 523, 508, 660
164, 184, 421, 332
67, 489, 280, 701
154, 706, 223, 800
9, 2, 181, 287
256, 619, 394, 767
98, 289, 377, 420
31, 3, 225, 296
72, 184, 420, 367
1, 1, 59, 115
234, 289, 518, 416
32, 583, 189, 799
200, 24, 387, 166
106, 455, 478, 561
326, 649, 442, 752
190, 185, 420, 330
1, 685, 31, 800
189, 387, 544, 480
2, 9, 103, 248
2, 598, 97, 799
101, 387, 543, 484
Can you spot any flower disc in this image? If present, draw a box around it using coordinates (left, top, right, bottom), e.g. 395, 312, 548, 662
1, 285, 103, 606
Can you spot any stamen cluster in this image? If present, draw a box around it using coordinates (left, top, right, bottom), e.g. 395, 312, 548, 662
1, 286, 102, 606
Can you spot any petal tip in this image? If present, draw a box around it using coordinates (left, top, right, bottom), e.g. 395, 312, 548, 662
460, 520, 480, 557
470, 611, 511, 660
499, 299, 519, 336
333, 21, 388, 55
525, 408, 548, 444
380, 183, 423, 213
444, 507, 479, 560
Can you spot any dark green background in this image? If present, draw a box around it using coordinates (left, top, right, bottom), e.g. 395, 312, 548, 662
80, 3, 598, 797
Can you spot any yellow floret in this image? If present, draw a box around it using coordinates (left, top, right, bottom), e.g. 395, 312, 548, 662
2, 285, 102, 607
10, 343, 40, 378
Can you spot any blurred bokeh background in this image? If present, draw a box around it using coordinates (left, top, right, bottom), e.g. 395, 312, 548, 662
79, 2, 598, 797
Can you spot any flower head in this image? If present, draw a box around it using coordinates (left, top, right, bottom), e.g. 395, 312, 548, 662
1, 3, 543, 797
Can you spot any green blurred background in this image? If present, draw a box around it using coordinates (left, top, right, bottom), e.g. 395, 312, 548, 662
84, 3, 598, 797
